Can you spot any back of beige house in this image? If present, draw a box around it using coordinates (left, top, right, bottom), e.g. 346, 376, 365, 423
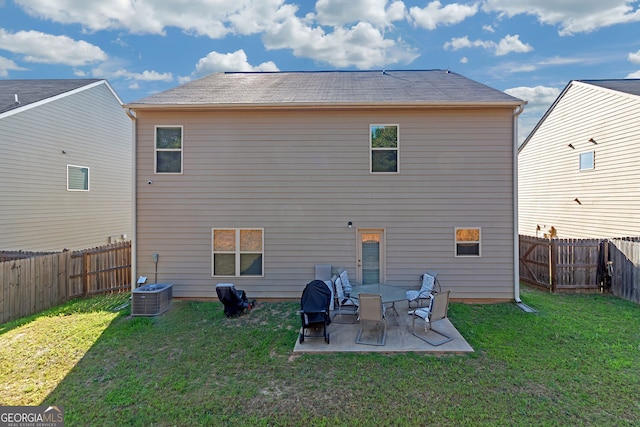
126, 70, 525, 302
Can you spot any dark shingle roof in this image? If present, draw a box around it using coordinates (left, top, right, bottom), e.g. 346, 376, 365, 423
580, 79, 640, 97
127, 70, 522, 108
0, 79, 102, 114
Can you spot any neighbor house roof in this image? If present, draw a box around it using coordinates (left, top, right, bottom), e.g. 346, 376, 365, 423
0, 79, 107, 115
579, 79, 640, 97
126, 70, 524, 109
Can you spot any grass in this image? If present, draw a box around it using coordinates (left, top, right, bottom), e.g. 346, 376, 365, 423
1, 286, 639, 426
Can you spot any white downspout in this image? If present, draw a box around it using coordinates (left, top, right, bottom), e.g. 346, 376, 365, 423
125, 107, 137, 292
513, 103, 525, 303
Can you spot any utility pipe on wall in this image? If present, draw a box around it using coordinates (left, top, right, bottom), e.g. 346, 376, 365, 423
125, 107, 137, 292
512, 102, 526, 303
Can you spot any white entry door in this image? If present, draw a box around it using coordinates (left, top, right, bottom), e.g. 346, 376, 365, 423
357, 229, 386, 285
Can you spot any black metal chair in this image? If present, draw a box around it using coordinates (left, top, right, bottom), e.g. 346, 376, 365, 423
215, 283, 254, 317
299, 280, 331, 344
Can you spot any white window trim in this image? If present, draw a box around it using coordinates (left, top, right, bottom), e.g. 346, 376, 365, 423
66, 164, 90, 191
454, 227, 481, 257
370, 124, 399, 174
154, 125, 184, 174
211, 228, 265, 277
579, 150, 595, 171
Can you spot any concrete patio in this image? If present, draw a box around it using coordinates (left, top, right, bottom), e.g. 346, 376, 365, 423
293, 299, 474, 354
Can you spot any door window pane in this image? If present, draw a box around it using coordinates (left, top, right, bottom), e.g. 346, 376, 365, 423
362, 240, 380, 284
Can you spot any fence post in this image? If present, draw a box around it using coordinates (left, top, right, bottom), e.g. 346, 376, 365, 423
82, 251, 89, 297
61, 250, 70, 302
550, 239, 557, 292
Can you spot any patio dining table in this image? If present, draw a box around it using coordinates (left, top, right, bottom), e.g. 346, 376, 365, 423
350, 283, 408, 316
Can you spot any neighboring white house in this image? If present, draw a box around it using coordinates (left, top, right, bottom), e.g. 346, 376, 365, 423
125, 70, 525, 302
0, 79, 132, 251
519, 79, 640, 239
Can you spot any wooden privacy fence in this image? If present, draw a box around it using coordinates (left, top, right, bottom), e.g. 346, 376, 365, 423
519, 235, 602, 293
0, 241, 131, 323
520, 235, 640, 303
608, 238, 640, 304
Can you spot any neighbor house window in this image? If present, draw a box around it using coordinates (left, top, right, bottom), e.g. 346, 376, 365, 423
370, 124, 398, 173
455, 227, 481, 257
212, 228, 264, 277
155, 126, 183, 173
67, 165, 89, 191
579, 151, 594, 171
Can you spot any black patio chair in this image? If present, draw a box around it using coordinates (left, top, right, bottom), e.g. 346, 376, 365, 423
299, 279, 331, 344
215, 283, 255, 317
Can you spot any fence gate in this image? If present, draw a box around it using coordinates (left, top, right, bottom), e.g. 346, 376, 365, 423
552, 238, 601, 292
608, 238, 640, 304
519, 236, 552, 290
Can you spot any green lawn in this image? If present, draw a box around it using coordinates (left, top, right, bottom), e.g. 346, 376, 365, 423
1, 286, 639, 426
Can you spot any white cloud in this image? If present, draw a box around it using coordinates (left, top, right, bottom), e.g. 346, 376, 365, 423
495, 34, 533, 56
629, 50, 640, 64
444, 34, 531, 56
227, 1, 298, 36
0, 29, 106, 66
460, 56, 468, 63
409, 1, 478, 30
194, 49, 279, 74
483, 24, 495, 32
483, 0, 640, 35
13, 0, 420, 70
505, 85, 561, 113
626, 70, 640, 78
127, 70, 174, 82
443, 36, 493, 51
87, 60, 173, 83
505, 85, 562, 143
0, 55, 27, 77
14, 0, 294, 38
263, 16, 418, 69
486, 54, 607, 78
315, 0, 406, 27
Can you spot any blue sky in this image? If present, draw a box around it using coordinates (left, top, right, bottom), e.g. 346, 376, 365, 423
1, 0, 639, 141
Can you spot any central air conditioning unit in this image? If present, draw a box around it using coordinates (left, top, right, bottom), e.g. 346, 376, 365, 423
132, 283, 173, 316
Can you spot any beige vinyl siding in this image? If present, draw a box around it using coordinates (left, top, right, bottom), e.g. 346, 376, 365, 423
519, 82, 640, 239
135, 107, 516, 301
0, 82, 132, 251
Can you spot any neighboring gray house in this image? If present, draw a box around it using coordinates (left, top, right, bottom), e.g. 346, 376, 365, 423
0, 79, 132, 251
125, 70, 525, 302
519, 79, 640, 239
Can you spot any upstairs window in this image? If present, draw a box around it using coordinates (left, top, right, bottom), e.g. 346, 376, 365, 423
455, 227, 481, 257
155, 126, 183, 173
67, 165, 89, 191
579, 151, 594, 171
212, 228, 264, 277
370, 125, 398, 173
